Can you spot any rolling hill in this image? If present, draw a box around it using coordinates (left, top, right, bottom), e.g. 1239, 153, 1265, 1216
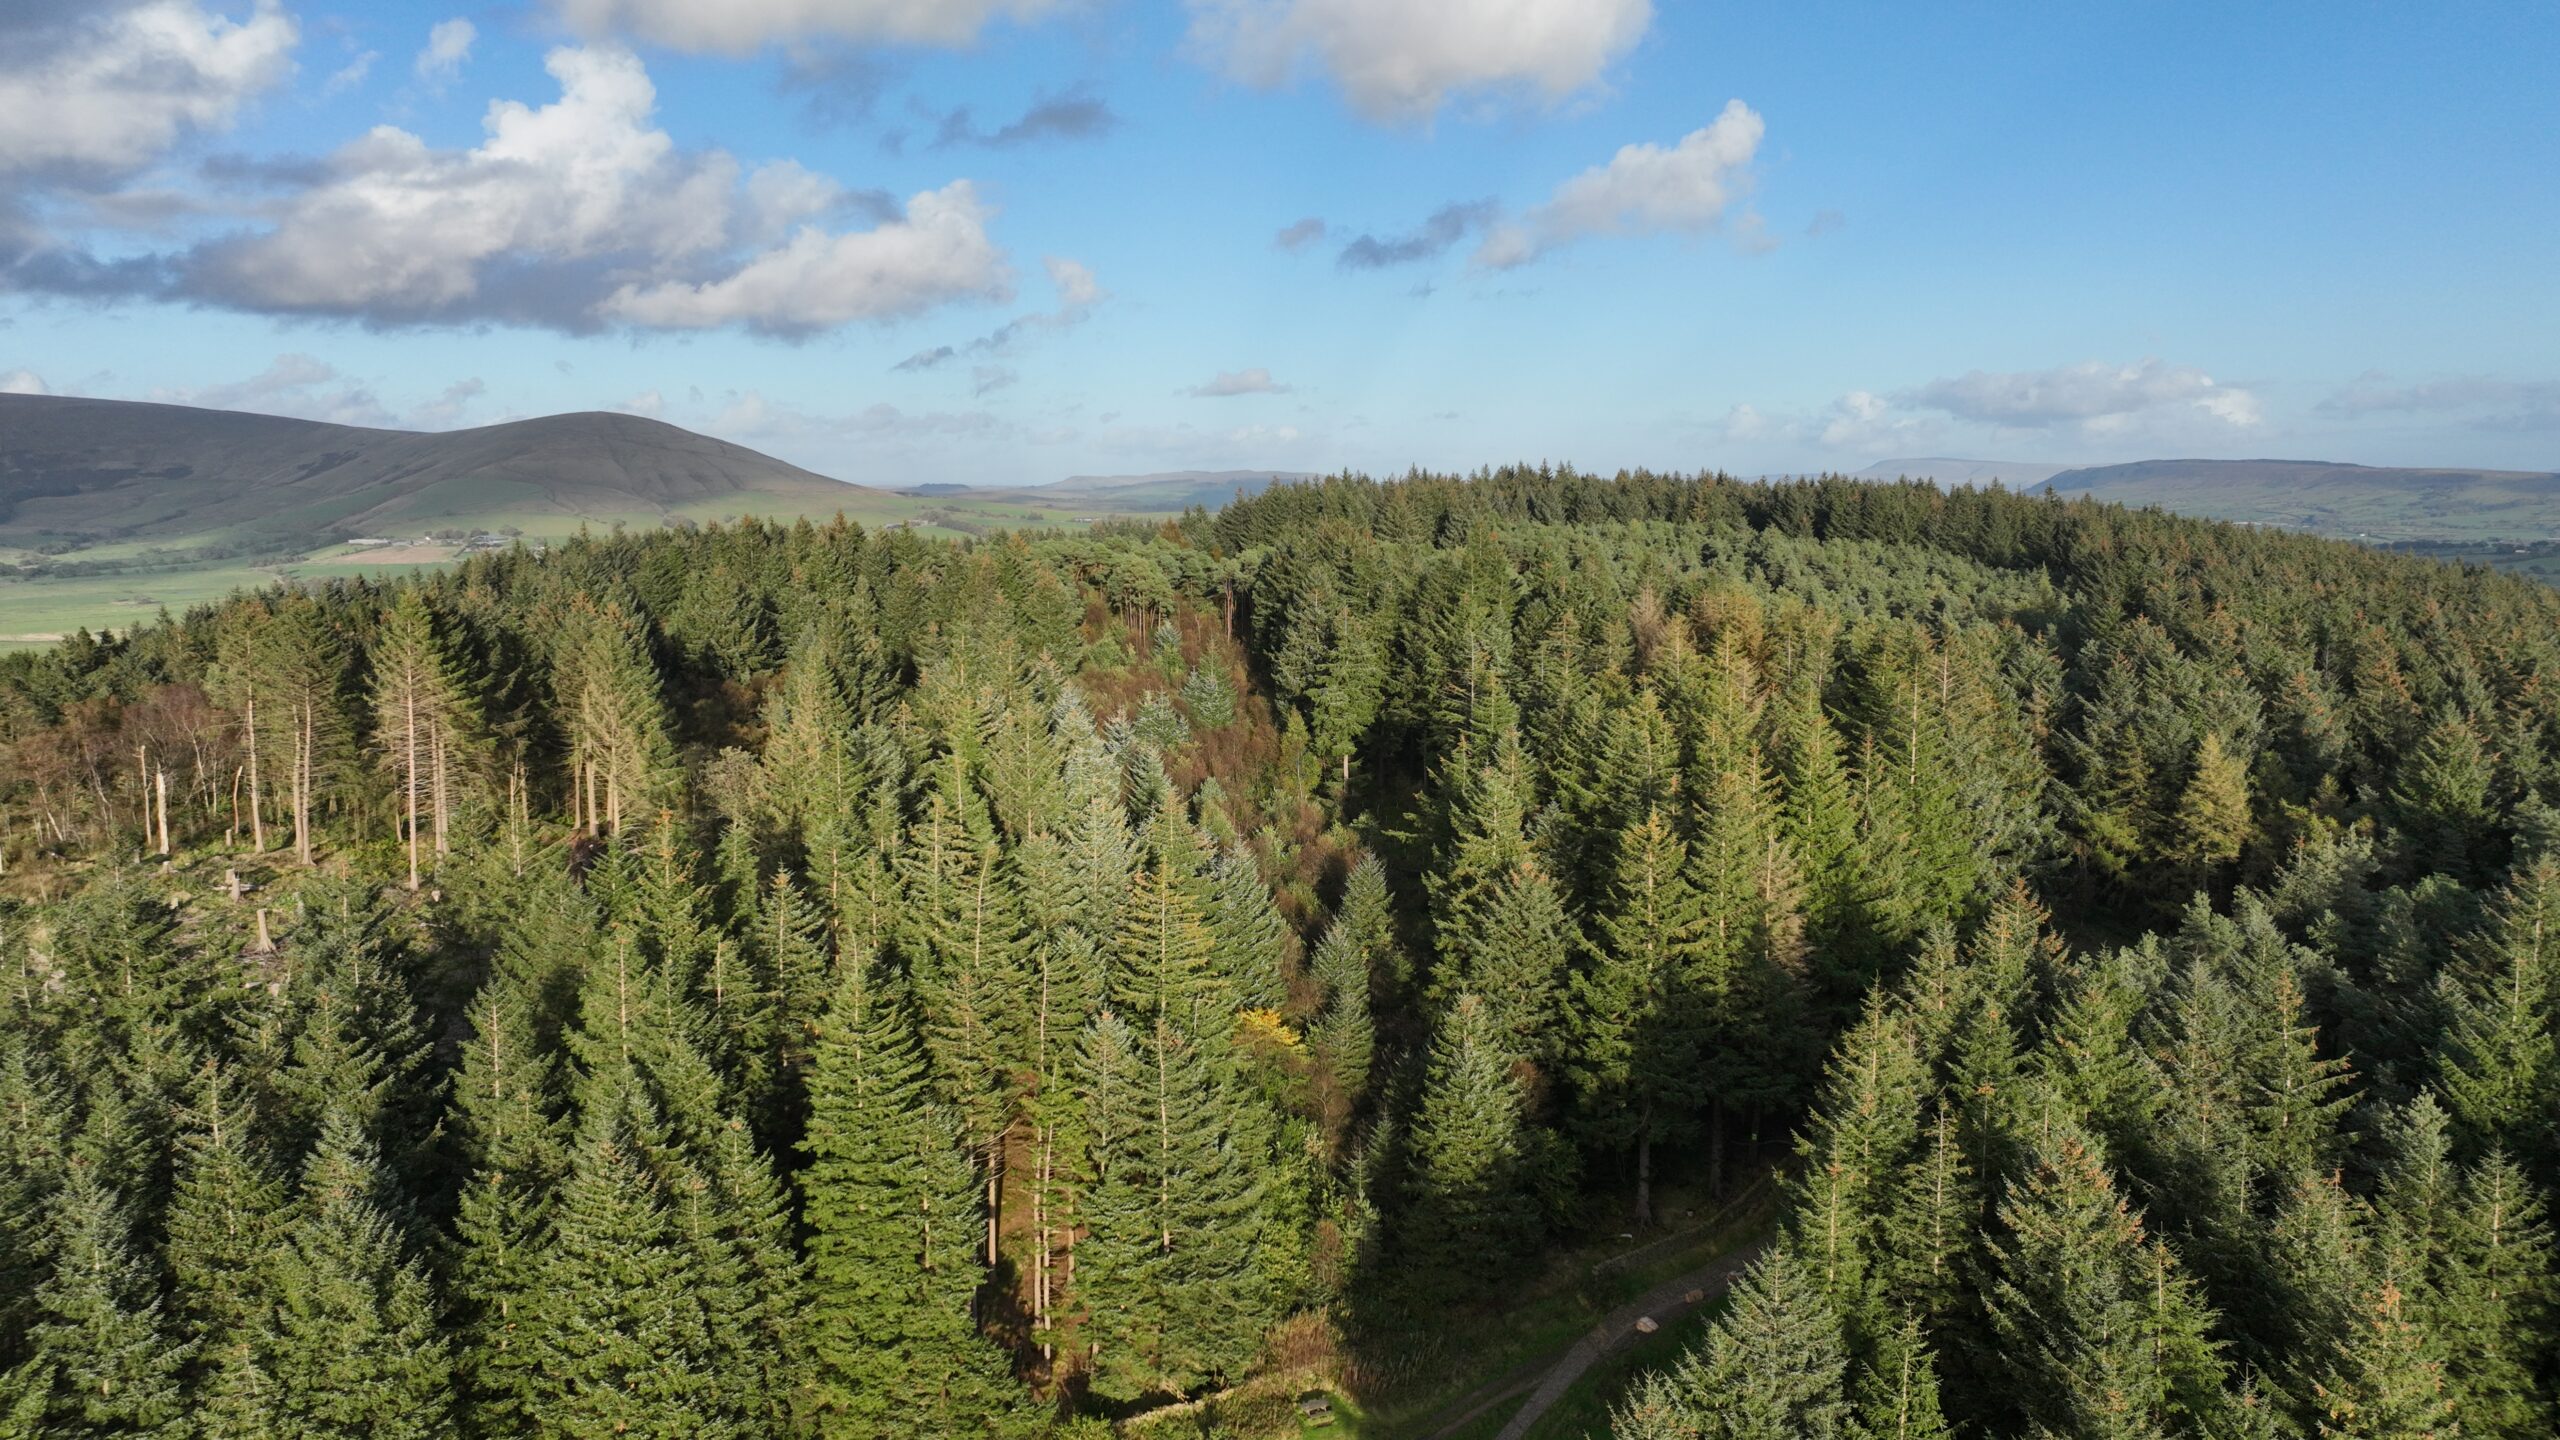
1853, 457, 2075, 489
2034, 458, 2560, 542
0, 394, 878, 553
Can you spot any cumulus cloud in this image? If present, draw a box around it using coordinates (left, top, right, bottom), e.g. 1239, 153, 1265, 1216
604, 180, 1010, 333
929, 95, 1118, 149
550, 0, 1060, 54
1900, 359, 2261, 434
12, 45, 1015, 336
2320, 372, 2560, 432
1274, 216, 1327, 251
1189, 367, 1290, 397
415, 18, 475, 84
0, 0, 298, 177
1187, 0, 1652, 123
1337, 200, 1494, 269
1, 369, 47, 395
1476, 100, 1764, 269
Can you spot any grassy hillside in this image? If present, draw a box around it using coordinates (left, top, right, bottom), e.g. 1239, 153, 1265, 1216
0, 396, 1220, 642
2038, 456, 2560, 542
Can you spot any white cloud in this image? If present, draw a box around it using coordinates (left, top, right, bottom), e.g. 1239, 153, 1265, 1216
198, 47, 734, 316
1188, 0, 1652, 123
174, 45, 1008, 335
1, 369, 48, 395
1189, 367, 1290, 397
548, 0, 1059, 53
1045, 255, 1103, 309
1476, 100, 1764, 268
415, 18, 475, 84
0, 0, 298, 176
604, 180, 1009, 334
619, 388, 665, 418
1900, 358, 2261, 433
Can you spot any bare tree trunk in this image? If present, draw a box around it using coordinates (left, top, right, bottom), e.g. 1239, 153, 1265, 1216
245, 696, 266, 853
431, 723, 450, 857
403, 686, 420, 890
295, 705, 314, 867
155, 766, 170, 856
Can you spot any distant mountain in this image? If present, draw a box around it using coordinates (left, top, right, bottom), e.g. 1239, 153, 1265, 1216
0, 394, 875, 553
1853, 457, 2075, 489
2036, 458, 2560, 541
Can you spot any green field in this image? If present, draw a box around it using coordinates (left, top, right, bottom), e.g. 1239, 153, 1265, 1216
0, 488, 1188, 644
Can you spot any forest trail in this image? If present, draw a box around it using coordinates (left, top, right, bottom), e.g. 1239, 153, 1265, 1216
1420, 1237, 1768, 1440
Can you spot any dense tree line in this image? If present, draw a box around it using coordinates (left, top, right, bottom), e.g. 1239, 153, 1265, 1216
3, 465, 2559, 1435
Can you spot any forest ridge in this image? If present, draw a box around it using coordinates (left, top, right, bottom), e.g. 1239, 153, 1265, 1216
4, 467, 2560, 1437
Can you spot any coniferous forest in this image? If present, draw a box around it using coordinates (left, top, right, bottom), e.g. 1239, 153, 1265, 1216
7, 466, 2560, 1438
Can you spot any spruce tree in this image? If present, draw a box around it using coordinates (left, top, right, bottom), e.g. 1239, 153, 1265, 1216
799, 957, 1027, 1436
518, 1066, 732, 1440
6, 1171, 191, 1437
261, 1110, 451, 1440
1612, 1247, 1851, 1440
1981, 1122, 2232, 1439
1566, 807, 1709, 1222
1399, 996, 1540, 1298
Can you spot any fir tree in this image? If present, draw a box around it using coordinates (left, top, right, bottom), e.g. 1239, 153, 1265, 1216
6, 1171, 191, 1437
1397, 994, 1539, 1302
1981, 1123, 2232, 1439
1612, 1247, 1851, 1440
261, 1110, 452, 1440
799, 958, 1027, 1436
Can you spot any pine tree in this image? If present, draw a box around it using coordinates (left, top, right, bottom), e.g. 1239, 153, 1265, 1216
451, 974, 566, 1438
1076, 1010, 1277, 1401
1397, 995, 1539, 1301
1787, 995, 1925, 1326
1981, 1122, 2232, 1439
6, 1170, 191, 1436
1848, 1315, 1956, 1440
553, 598, 676, 835
799, 958, 1027, 1436
2388, 709, 2495, 879
2170, 729, 2253, 889
518, 1065, 732, 1440
1306, 859, 1388, 1112
2436, 853, 2560, 1167
256, 594, 352, 867
261, 1110, 452, 1440
164, 1060, 285, 1342
2432, 1149, 2554, 1439
1612, 1247, 1851, 1440
1566, 807, 1709, 1222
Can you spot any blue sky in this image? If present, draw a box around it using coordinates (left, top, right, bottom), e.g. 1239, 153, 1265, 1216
4, 0, 2555, 486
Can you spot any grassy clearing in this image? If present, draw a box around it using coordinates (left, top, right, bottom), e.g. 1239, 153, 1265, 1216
1338, 1174, 1779, 1440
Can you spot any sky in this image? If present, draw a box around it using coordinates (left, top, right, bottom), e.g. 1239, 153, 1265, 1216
3, 0, 2556, 487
